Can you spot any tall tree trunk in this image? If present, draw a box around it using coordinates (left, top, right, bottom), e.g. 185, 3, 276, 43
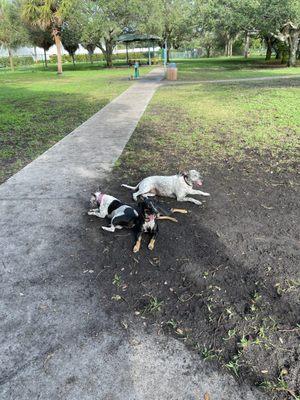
287, 31, 299, 67
53, 30, 63, 74
205, 46, 211, 58
228, 39, 233, 56
265, 37, 272, 60
224, 35, 233, 57
44, 48, 48, 68
167, 47, 170, 63
104, 39, 113, 68
71, 53, 75, 66
224, 42, 228, 56
244, 32, 250, 58
33, 46, 38, 63
275, 48, 282, 60
8, 48, 14, 71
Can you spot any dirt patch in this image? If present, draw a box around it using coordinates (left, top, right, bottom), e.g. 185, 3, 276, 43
85, 159, 299, 399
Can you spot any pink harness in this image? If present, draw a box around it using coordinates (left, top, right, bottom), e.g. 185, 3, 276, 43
96, 193, 105, 206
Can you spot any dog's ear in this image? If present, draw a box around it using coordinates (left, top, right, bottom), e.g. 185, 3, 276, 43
137, 195, 144, 203
180, 170, 188, 177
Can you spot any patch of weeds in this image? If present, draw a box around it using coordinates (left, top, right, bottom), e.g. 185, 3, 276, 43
167, 318, 178, 329
225, 353, 241, 377
143, 296, 164, 315
239, 335, 250, 349
201, 346, 217, 361
275, 279, 300, 295
112, 273, 122, 288
223, 328, 237, 341
250, 290, 262, 313
260, 375, 299, 400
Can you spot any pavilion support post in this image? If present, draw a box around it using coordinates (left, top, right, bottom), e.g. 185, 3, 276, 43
126, 43, 129, 65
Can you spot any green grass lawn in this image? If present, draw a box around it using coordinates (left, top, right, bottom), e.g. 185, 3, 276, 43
118, 75, 300, 175
0, 63, 152, 183
176, 56, 300, 81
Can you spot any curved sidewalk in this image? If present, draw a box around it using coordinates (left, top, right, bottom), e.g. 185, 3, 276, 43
0, 68, 267, 400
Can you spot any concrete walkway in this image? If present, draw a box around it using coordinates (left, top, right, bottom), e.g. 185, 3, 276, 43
0, 68, 267, 400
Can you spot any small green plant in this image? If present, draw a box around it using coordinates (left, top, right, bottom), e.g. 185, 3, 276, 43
144, 296, 163, 314
111, 294, 123, 301
167, 319, 178, 329
112, 273, 122, 288
201, 346, 217, 361
223, 328, 236, 341
225, 307, 235, 319
239, 335, 251, 349
225, 354, 240, 377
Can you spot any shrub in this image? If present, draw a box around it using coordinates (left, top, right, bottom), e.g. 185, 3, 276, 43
0, 56, 34, 68
48, 51, 158, 65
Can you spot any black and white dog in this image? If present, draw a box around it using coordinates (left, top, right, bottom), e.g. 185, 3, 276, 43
88, 191, 139, 232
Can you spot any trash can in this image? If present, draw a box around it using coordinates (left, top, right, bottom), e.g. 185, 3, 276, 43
166, 62, 177, 80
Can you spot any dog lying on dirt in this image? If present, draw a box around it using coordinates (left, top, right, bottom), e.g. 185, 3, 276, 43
88, 191, 138, 232
122, 170, 210, 205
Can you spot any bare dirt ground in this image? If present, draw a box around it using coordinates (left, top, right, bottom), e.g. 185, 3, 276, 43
86, 90, 300, 399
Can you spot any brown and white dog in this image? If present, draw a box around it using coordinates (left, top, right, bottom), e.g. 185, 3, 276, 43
122, 170, 210, 205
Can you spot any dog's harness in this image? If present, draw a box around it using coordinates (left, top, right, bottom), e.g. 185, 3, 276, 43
96, 193, 105, 206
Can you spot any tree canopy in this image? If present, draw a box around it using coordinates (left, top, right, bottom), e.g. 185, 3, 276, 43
3, 0, 299, 69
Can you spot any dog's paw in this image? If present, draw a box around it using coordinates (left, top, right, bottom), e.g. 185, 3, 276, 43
148, 243, 155, 251
87, 210, 93, 215
133, 245, 140, 253
102, 226, 115, 232
202, 192, 210, 197
195, 200, 202, 206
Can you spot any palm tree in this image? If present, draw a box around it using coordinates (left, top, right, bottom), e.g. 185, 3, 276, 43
22, 0, 73, 74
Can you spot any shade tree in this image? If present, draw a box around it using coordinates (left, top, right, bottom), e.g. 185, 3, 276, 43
0, 0, 28, 70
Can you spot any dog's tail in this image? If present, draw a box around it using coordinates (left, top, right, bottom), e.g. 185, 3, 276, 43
121, 183, 138, 191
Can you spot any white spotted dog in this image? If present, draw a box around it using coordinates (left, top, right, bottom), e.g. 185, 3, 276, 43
121, 170, 210, 205
88, 191, 139, 232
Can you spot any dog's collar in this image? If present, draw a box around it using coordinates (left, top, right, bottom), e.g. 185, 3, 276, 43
96, 193, 105, 206
183, 175, 192, 187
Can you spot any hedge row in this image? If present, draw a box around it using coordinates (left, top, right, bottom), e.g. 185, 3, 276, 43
0, 56, 33, 68
49, 51, 158, 63
0, 51, 160, 68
